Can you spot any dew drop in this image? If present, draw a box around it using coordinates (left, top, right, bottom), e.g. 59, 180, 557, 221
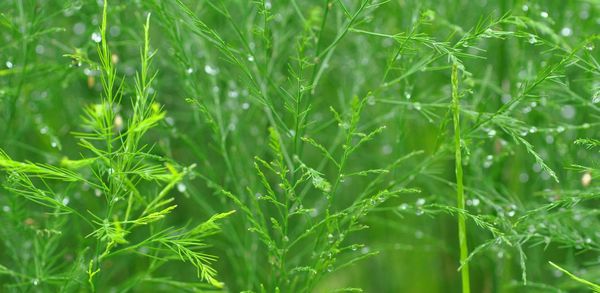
487, 129, 497, 137
328, 233, 334, 243
204, 64, 219, 76
366, 95, 376, 106
32, 279, 39, 286
582, 172, 592, 187
241, 102, 250, 110
2, 205, 10, 212
528, 35, 537, 44
186, 67, 194, 74
62, 197, 70, 205
519, 172, 529, 183
592, 91, 600, 104
561, 105, 576, 119
247, 55, 255, 62
73, 22, 86, 35
585, 43, 595, 51
6, 61, 13, 69
540, 11, 549, 18
91, 32, 102, 43
560, 27, 573, 37
35, 45, 45, 54
556, 126, 565, 133
228, 90, 239, 98
177, 183, 187, 193
416, 198, 426, 206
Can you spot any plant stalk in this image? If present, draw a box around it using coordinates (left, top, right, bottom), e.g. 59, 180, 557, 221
452, 63, 470, 293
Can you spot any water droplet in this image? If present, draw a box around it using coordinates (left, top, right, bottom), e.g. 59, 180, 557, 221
415, 209, 424, 216
413, 102, 422, 111
328, 233, 334, 243
283, 236, 289, 242
528, 35, 537, 44
487, 129, 497, 137
560, 27, 573, 37
35, 45, 45, 54
265, 0, 272, 10
361, 246, 370, 254
110, 26, 121, 37
529, 126, 537, 133
2, 205, 10, 212
326, 265, 333, 272
404, 91, 412, 100
416, 198, 426, 206
472, 198, 480, 206
186, 67, 194, 74
227, 90, 239, 98
91, 32, 102, 43
483, 155, 493, 168
585, 43, 595, 51
519, 172, 529, 183
366, 95, 376, 105
556, 126, 565, 133
204, 64, 219, 76
40, 126, 49, 134
62, 197, 70, 205
73, 22, 86, 35
241, 102, 250, 110
380, 144, 393, 155
398, 203, 409, 210
247, 55, 255, 62
545, 135, 554, 144
540, 11, 549, 18
582, 172, 592, 187
32, 279, 39, 286
561, 105, 576, 119
94, 189, 102, 197
6, 61, 13, 69
521, 4, 529, 11
507, 210, 516, 217
592, 91, 600, 104
51, 141, 58, 148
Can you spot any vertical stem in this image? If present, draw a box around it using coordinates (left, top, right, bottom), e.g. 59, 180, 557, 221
452, 63, 470, 293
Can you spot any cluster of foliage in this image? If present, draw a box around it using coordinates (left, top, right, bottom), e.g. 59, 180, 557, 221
0, 0, 599, 292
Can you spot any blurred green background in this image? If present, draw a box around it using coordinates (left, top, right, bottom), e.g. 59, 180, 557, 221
1, 0, 599, 292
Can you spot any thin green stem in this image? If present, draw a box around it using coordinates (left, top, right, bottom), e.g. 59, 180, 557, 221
452, 63, 470, 293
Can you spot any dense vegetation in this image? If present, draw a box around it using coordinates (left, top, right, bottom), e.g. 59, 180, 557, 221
0, 0, 599, 292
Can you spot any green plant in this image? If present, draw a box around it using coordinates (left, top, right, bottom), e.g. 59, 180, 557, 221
1, 0, 599, 292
